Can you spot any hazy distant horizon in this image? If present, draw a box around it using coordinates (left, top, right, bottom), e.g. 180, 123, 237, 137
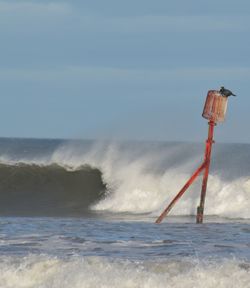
1, 136, 250, 146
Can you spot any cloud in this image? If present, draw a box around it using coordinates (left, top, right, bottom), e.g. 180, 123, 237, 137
0, 1, 72, 15
77, 14, 249, 33
0, 2, 248, 33
0, 66, 249, 83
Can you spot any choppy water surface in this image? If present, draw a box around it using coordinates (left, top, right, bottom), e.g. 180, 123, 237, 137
0, 216, 249, 288
0, 216, 250, 260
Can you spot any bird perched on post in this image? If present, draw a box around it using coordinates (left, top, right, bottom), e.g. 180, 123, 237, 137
219, 86, 236, 97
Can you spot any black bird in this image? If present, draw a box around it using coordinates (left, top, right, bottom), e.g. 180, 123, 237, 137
219, 86, 236, 97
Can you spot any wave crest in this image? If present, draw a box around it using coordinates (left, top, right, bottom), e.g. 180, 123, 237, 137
0, 162, 105, 216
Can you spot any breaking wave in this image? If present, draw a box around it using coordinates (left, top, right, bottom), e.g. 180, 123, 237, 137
0, 162, 105, 216
0, 139, 250, 218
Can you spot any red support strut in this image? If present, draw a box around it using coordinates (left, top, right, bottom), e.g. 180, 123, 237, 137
155, 161, 207, 224
155, 120, 216, 224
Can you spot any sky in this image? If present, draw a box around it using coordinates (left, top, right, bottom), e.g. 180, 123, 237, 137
0, 0, 249, 143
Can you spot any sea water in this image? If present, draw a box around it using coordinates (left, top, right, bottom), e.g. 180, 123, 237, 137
0, 138, 249, 287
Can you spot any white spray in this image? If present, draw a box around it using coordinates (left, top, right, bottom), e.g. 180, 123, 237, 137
50, 141, 250, 219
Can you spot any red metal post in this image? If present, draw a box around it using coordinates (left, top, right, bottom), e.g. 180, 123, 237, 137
196, 120, 216, 223
155, 90, 228, 224
155, 161, 206, 224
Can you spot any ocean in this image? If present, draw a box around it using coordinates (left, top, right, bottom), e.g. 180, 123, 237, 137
0, 138, 249, 287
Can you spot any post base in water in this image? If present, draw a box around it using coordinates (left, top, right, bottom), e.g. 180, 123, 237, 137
196, 206, 203, 224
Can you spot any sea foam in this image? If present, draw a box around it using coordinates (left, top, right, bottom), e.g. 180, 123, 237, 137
0, 255, 249, 288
